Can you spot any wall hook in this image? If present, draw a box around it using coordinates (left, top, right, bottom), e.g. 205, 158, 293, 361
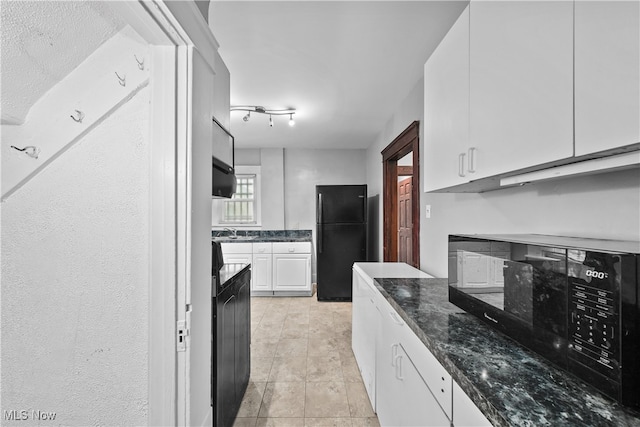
134, 54, 145, 71
11, 145, 40, 159
115, 71, 126, 86
70, 110, 84, 123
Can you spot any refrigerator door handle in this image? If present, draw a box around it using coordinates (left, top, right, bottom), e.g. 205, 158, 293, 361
318, 228, 323, 254
362, 193, 366, 223
317, 192, 323, 224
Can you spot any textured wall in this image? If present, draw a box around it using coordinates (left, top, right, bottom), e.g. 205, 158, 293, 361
0, 1, 124, 124
1, 87, 150, 425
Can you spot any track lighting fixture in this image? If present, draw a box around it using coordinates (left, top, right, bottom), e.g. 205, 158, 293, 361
231, 105, 296, 128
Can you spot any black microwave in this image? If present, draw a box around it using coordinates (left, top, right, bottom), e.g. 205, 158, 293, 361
448, 234, 640, 409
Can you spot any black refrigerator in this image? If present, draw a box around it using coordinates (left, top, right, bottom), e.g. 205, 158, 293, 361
316, 185, 367, 301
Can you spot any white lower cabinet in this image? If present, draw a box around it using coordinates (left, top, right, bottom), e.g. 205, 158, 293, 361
272, 254, 310, 292
453, 382, 492, 427
222, 241, 311, 295
252, 243, 273, 292
376, 297, 452, 427
352, 263, 492, 427
351, 269, 380, 410
272, 242, 311, 294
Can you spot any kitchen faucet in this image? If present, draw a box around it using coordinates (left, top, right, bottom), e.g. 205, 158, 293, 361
224, 227, 237, 238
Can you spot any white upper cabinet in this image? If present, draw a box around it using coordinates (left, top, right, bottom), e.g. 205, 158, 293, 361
574, 1, 640, 156
469, 0, 574, 179
424, 6, 470, 192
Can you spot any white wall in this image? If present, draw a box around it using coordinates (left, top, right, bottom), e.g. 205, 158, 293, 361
261, 148, 286, 229
189, 48, 216, 427
366, 77, 424, 263
284, 148, 367, 231
1, 88, 150, 425
216, 147, 367, 232
366, 76, 640, 278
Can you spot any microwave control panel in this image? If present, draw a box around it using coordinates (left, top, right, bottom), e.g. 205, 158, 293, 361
568, 251, 620, 382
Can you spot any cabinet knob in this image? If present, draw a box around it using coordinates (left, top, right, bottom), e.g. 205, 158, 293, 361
288, 248, 295, 252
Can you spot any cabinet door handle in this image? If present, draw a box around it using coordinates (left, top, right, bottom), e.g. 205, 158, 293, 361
468, 147, 477, 174
395, 355, 404, 380
458, 153, 466, 177
288, 248, 295, 253
391, 344, 399, 367
389, 310, 404, 326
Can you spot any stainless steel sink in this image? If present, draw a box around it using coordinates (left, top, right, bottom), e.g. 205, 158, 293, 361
213, 235, 256, 241
228, 236, 256, 241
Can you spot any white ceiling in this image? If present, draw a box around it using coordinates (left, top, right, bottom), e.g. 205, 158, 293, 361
1, 1, 125, 125
209, 1, 468, 150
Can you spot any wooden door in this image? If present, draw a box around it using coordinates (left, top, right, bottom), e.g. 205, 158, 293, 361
382, 121, 420, 267
397, 177, 413, 265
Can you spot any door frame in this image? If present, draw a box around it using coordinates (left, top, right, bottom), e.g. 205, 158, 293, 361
111, 1, 216, 426
381, 121, 420, 268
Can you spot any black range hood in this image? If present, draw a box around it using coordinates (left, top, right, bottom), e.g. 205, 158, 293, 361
212, 116, 236, 199
213, 156, 237, 198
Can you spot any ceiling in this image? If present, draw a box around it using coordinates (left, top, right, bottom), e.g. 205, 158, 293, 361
209, 1, 468, 150
1, 1, 125, 125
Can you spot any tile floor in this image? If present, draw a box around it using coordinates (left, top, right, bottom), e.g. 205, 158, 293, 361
233, 295, 380, 427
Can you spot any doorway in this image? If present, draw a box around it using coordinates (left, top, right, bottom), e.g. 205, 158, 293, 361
398, 172, 413, 264
381, 121, 420, 268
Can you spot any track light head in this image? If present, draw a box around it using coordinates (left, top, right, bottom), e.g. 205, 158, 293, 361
231, 106, 296, 128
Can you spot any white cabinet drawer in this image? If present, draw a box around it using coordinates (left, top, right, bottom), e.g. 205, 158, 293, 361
252, 242, 272, 254
221, 242, 253, 254
272, 242, 311, 254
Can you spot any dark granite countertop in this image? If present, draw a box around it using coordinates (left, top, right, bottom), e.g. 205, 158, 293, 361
212, 229, 312, 243
373, 277, 640, 427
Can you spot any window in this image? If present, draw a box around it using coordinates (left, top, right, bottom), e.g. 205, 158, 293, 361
214, 165, 261, 226
222, 174, 257, 224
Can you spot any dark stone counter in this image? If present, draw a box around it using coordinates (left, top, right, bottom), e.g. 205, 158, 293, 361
373, 277, 640, 427
212, 229, 312, 243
